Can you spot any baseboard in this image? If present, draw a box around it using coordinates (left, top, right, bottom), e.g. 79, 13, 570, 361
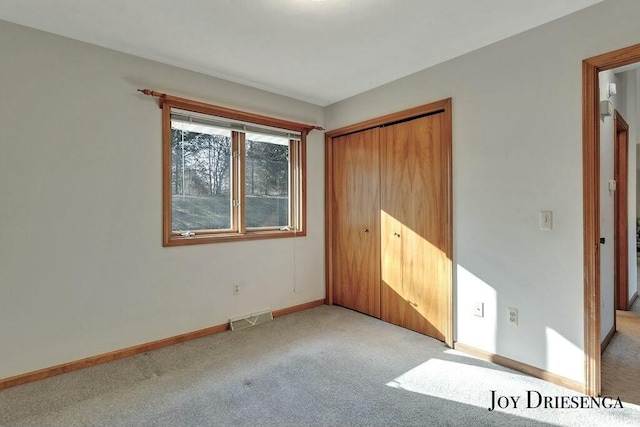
629, 291, 638, 308
0, 298, 326, 390
601, 324, 616, 353
453, 342, 584, 393
272, 299, 325, 317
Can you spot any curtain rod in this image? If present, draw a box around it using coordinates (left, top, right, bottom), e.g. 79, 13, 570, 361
137, 88, 324, 134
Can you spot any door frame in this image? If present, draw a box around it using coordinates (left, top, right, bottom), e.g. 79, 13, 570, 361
325, 98, 453, 347
583, 43, 640, 397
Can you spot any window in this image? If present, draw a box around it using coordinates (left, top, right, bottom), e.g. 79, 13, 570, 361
159, 94, 313, 246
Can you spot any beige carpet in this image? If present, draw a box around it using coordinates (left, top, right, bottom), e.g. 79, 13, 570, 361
603, 305, 640, 405
2, 305, 640, 426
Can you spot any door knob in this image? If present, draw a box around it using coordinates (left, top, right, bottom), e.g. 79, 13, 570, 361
363, 228, 369, 233
393, 232, 400, 237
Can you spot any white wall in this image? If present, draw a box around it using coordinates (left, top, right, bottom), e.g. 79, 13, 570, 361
637, 69, 640, 140
599, 70, 616, 340
601, 67, 640, 328
637, 159, 640, 216
617, 69, 639, 304
0, 20, 325, 379
637, 71, 640, 261
597, 68, 638, 338
637, 153, 640, 214
325, 0, 640, 383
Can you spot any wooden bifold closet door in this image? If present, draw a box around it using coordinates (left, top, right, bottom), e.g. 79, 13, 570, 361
331, 128, 381, 317
326, 100, 452, 345
380, 114, 449, 341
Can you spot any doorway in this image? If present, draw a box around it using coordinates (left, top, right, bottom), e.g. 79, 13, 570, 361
583, 43, 640, 397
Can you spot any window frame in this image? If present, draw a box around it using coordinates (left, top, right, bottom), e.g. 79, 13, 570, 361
161, 95, 309, 246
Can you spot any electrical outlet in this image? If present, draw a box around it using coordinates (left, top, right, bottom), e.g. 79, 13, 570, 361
473, 302, 484, 317
233, 284, 240, 296
507, 307, 518, 326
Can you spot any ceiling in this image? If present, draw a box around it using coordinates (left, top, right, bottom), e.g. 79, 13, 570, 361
0, 0, 603, 106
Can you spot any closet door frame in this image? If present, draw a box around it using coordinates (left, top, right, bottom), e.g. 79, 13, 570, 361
324, 98, 453, 347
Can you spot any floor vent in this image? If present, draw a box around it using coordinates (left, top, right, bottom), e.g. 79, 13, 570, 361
229, 310, 273, 331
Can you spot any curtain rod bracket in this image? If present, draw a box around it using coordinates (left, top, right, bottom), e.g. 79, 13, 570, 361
138, 88, 166, 108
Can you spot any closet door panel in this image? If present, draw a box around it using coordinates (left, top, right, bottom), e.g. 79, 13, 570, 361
380, 122, 411, 325
405, 114, 448, 341
380, 209, 403, 322
381, 114, 448, 340
332, 128, 380, 317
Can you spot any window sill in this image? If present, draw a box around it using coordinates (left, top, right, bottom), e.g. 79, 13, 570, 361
163, 229, 306, 247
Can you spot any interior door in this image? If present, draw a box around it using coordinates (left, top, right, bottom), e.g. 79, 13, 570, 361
381, 113, 449, 341
331, 128, 381, 317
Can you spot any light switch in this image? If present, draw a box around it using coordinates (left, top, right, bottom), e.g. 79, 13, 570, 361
600, 100, 614, 116
540, 210, 553, 230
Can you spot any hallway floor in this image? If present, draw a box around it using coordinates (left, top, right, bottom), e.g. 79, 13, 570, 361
601, 267, 640, 405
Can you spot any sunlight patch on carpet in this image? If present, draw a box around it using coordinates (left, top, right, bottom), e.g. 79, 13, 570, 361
384, 357, 587, 423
